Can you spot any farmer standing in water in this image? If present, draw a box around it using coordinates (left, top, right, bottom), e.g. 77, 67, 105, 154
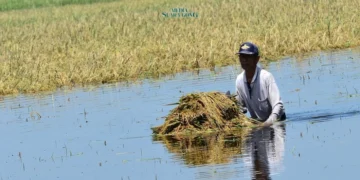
234, 42, 286, 126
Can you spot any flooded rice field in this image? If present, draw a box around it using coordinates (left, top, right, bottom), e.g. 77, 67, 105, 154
1, 48, 360, 180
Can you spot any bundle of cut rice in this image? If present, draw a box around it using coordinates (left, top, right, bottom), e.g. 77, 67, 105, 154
151, 92, 259, 135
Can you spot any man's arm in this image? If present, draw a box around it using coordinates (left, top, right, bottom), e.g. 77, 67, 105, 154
236, 89, 248, 114
264, 74, 284, 125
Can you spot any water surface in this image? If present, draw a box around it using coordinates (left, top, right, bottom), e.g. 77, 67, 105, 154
0, 48, 360, 180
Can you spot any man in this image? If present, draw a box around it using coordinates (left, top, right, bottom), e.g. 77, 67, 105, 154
234, 42, 286, 126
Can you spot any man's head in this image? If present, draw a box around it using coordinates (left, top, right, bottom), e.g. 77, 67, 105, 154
236, 42, 260, 72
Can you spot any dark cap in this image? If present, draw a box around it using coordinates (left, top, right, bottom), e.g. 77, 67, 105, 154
236, 42, 259, 56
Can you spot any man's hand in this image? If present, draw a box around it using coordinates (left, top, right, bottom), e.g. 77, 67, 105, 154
227, 90, 248, 114
262, 121, 273, 127
225, 90, 231, 97
262, 114, 278, 127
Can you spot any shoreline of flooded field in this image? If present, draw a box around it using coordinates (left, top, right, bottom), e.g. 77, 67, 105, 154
0, 48, 360, 180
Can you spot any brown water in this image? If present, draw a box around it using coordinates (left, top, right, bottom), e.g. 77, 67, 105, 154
0, 48, 360, 180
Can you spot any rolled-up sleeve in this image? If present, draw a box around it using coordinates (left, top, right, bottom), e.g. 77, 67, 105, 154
267, 74, 284, 117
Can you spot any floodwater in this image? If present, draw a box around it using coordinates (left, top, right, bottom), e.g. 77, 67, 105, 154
1, 48, 360, 180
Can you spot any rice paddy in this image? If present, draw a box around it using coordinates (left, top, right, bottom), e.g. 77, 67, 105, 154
0, 0, 359, 95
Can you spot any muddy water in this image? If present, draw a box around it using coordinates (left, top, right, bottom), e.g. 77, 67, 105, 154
0, 48, 360, 180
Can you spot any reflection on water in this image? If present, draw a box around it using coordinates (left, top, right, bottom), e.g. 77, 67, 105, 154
243, 124, 286, 180
153, 129, 250, 166
153, 123, 286, 180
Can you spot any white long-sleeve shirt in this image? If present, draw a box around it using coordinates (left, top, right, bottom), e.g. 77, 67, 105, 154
235, 66, 285, 121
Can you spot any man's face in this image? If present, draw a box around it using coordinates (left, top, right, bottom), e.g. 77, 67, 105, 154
238, 54, 259, 71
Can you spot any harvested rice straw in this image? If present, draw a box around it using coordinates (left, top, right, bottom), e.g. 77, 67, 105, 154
152, 92, 259, 135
